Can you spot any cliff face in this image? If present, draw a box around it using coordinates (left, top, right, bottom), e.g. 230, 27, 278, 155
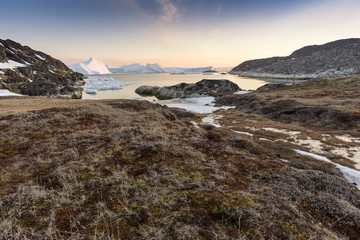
231, 38, 360, 79
0, 39, 84, 97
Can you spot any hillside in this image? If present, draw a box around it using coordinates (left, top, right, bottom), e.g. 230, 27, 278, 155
1, 76, 360, 239
0, 39, 84, 97
231, 38, 360, 79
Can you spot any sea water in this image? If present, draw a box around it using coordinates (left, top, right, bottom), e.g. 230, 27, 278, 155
82, 73, 269, 100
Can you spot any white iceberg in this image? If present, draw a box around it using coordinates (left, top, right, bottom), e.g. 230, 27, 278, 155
68, 57, 111, 75
108, 63, 166, 73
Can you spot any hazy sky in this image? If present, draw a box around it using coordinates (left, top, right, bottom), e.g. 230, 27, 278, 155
1, 0, 359, 67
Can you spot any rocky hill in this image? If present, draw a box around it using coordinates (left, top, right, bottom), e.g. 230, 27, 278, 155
231, 38, 360, 79
0, 39, 84, 97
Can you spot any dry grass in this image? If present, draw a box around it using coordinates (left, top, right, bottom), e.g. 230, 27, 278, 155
0, 99, 359, 239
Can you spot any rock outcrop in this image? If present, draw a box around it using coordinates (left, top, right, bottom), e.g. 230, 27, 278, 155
231, 38, 360, 79
135, 79, 241, 100
0, 39, 84, 97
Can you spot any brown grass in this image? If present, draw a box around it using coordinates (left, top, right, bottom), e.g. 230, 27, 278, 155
0, 99, 359, 239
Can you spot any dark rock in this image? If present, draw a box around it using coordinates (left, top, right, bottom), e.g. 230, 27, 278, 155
135, 86, 160, 96
256, 83, 286, 92
230, 38, 360, 79
136, 79, 241, 100
0, 39, 84, 97
24, 114, 42, 119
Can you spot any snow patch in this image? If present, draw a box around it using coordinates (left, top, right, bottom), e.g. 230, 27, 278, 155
335, 134, 360, 143
202, 115, 222, 127
234, 91, 250, 95
263, 127, 301, 136
0, 60, 27, 69
0, 89, 23, 96
157, 96, 235, 114
259, 138, 273, 142
233, 130, 253, 137
294, 149, 360, 190
35, 54, 46, 61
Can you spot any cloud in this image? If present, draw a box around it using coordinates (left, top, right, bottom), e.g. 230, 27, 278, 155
155, 0, 178, 23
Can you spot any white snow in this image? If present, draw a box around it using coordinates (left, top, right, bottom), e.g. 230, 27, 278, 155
263, 127, 301, 136
0, 89, 23, 96
234, 91, 250, 95
0, 43, 4, 47
35, 54, 46, 61
202, 115, 222, 127
28, 79, 33, 83
335, 134, 360, 143
0, 70, 4, 74
83, 76, 130, 94
233, 130, 253, 137
68, 57, 111, 75
259, 138, 273, 142
157, 96, 235, 114
0, 60, 27, 69
294, 149, 360, 189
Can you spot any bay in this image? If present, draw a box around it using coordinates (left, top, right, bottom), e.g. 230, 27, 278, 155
82, 73, 269, 100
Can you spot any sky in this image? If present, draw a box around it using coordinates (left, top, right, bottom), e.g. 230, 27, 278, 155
1, 0, 360, 68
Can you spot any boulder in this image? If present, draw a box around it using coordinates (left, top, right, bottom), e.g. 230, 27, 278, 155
136, 79, 241, 100
135, 85, 160, 96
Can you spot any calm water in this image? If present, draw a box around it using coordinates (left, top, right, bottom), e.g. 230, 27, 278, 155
82, 73, 269, 100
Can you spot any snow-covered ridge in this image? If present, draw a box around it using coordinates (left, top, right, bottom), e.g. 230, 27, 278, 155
68, 57, 110, 75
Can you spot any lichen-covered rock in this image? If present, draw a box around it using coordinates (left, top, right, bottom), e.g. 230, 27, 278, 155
135, 85, 160, 96
0, 39, 84, 97
136, 79, 241, 100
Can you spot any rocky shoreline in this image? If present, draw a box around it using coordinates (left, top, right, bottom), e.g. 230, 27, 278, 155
231, 38, 360, 79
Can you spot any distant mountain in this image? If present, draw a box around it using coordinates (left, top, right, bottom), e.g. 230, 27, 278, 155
107, 63, 166, 73
68, 57, 110, 75
231, 38, 360, 79
0, 39, 84, 97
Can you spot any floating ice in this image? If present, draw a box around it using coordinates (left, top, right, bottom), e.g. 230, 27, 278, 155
83, 76, 131, 94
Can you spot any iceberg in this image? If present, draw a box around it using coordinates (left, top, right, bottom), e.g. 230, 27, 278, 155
83, 76, 130, 94
68, 57, 111, 75
165, 66, 215, 74
108, 63, 166, 73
